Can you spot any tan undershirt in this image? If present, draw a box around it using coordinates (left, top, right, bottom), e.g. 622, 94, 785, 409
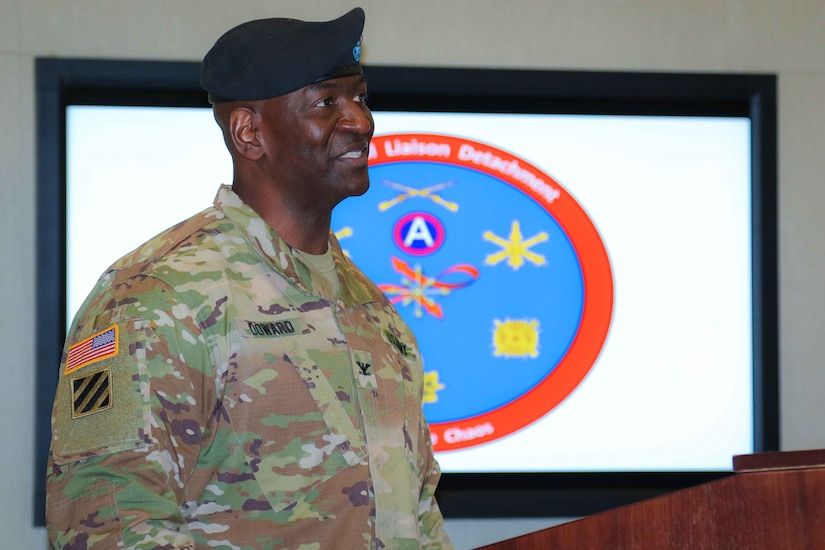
295, 248, 340, 296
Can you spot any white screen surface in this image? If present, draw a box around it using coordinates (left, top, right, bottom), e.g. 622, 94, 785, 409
66, 105, 754, 472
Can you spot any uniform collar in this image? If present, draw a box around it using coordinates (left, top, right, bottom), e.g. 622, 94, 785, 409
214, 184, 383, 306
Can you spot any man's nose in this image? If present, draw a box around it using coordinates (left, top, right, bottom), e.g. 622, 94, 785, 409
339, 103, 373, 135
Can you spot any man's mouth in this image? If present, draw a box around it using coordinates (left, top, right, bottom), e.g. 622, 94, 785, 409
340, 150, 364, 159
338, 144, 369, 160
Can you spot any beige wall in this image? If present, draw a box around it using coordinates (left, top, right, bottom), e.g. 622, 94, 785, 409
3, 1, 824, 548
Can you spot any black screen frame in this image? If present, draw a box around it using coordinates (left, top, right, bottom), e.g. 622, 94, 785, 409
35, 57, 779, 524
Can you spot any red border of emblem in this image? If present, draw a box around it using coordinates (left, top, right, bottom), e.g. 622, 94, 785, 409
370, 133, 614, 452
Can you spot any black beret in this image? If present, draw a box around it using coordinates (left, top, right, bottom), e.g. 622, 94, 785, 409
201, 7, 365, 103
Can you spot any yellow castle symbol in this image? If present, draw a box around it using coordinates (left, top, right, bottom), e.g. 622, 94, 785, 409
492, 318, 540, 359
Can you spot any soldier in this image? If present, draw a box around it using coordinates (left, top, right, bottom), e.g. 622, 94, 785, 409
46, 7, 454, 549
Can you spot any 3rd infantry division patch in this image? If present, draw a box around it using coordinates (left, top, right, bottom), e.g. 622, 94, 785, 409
71, 367, 112, 419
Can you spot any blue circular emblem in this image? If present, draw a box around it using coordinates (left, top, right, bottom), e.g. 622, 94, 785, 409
332, 133, 613, 452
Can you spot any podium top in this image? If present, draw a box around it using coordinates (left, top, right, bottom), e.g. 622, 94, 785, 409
733, 448, 825, 472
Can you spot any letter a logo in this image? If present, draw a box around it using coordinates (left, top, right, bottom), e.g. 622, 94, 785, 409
404, 216, 435, 247
394, 212, 445, 256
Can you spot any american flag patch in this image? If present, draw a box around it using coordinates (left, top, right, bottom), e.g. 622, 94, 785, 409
64, 325, 119, 376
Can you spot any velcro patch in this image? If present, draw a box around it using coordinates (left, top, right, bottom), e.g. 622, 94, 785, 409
383, 329, 414, 359
237, 319, 306, 338
64, 325, 119, 375
71, 368, 112, 419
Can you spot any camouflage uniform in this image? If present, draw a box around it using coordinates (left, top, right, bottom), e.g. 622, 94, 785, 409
46, 185, 454, 549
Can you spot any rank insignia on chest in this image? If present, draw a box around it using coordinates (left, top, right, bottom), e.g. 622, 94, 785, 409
71, 367, 112, 419
353, 350, 377, 389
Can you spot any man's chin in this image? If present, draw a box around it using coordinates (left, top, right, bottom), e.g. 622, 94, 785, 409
330, 179, 370, 207
345, 172, 371, 197
351, 181, 370, 197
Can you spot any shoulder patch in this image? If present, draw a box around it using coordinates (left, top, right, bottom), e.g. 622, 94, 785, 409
71, 367, 112, 418
52, 319, 146, 461
64, 325, 118, 375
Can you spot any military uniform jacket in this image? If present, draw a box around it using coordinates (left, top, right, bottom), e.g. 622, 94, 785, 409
46, 185, 453, 549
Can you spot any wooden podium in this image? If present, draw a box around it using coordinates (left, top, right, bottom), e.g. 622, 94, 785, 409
477, 449, 825, 549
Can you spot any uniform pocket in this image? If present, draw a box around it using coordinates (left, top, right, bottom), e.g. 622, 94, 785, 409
225, 334, 368, 516
46, 478, 121, 546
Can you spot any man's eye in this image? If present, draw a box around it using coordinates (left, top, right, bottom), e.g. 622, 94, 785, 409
314, 97, 334, 107
355, 92, 369, 103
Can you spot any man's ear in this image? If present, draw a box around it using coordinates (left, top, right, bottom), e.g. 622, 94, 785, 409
229, 107, 264, 161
